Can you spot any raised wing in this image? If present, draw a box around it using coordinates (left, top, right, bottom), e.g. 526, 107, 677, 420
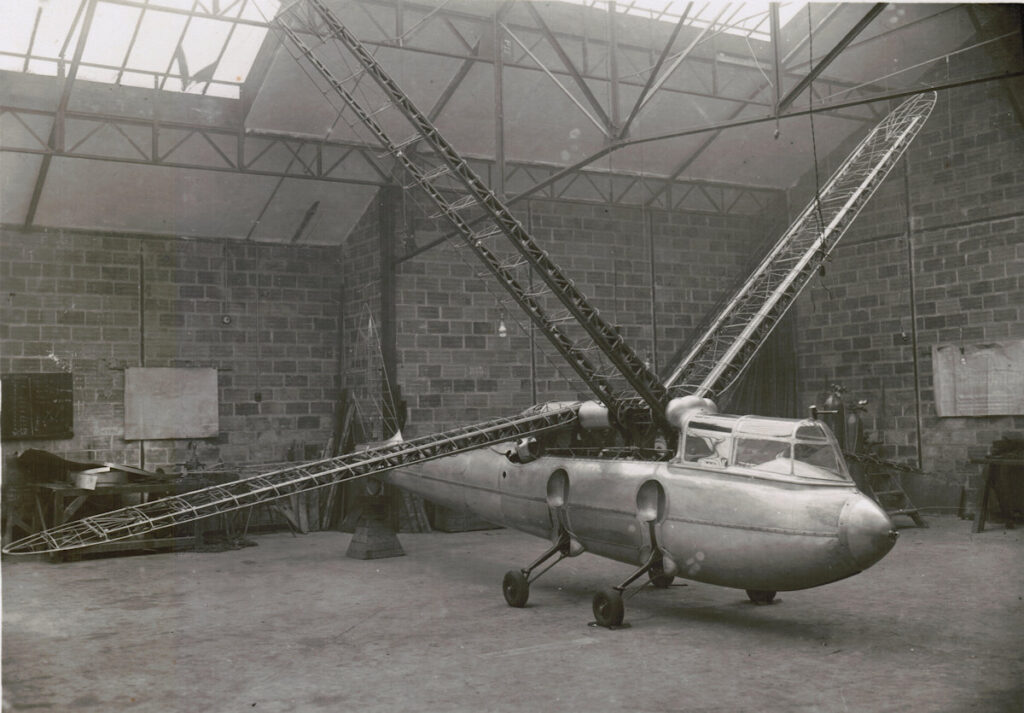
274, 0, 669, 434
663, 92, 937, 403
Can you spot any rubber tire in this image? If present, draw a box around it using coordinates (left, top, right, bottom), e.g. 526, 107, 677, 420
746, 589, 777, 604
503, 570, 530, 608
592, 587, 625, 627
648, 562, 675, 589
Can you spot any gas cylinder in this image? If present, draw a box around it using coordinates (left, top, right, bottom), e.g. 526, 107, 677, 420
846, 399, 868, 455
823, 384, 847, 451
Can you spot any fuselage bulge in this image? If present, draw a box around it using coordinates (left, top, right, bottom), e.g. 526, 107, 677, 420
386, 410, 897, 593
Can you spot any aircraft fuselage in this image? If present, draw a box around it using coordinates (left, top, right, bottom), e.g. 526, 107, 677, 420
387, 434, 896, 594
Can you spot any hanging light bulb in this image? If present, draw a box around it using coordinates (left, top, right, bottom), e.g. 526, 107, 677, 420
498, 319, 507, 338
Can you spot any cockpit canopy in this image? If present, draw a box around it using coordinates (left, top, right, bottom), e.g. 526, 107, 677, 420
678, 413, 851, 483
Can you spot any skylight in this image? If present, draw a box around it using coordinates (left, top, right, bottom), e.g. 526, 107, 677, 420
1, 1, 809, 97
562, 1, 808, 41
0, 0, 282, 98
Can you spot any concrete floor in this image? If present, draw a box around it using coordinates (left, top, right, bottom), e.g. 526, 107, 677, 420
2, 514, 1022, 713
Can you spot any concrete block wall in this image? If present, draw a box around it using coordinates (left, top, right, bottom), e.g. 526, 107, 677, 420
386, 197, 782, 437
1, 228, 341, 472
792, 82, 1024, 507
337, 193, 386, 441
393, 234, 538, 435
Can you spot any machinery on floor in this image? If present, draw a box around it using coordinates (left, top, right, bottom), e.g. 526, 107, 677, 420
3, 1, 937, 628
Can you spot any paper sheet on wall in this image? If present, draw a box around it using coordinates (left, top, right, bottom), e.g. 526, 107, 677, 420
124, 367, 219, 440
932, 340, 1024, 417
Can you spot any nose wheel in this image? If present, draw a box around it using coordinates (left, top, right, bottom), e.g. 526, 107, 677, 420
746, 589, 778, 604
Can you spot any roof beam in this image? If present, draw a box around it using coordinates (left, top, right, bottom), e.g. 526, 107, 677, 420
777, 3, 887, 114
525, 2, 615, 134
114, 2, 147, 85
89, 0, 954, 107
780, 3, 844, 67
770, 2, 782, 112
509, 67, 1024, 207
631, 3, 730, 117
644, 83, 768, 207
397, 38, 481, 156
4, 0, 788, 113
23, 0, 97, 229
618, 3, 690, 139
784, 4, 962, 73
1, 102, 783, 200
965, 4, 1024, 129
502, 23, 612, 138
427, 39, 480, 122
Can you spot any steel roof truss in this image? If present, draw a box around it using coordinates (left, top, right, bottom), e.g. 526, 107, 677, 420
777, 3, 887, 114
352, 0, 393, 43
24, 0, 98, 229
526, 3, 615, 136
276, 139, 318, 176
618, 2, 690, 139
24, 7, 43, 74
440, 16, 476, 54
159, 0, 198, 92
4, 110, 51, 149
105, 120, 150, 159
502, 23, 612, 138
611, 174, 640, 204
115, 2, 147, 85
396, 0, 457, 48
635, 3, 731, 118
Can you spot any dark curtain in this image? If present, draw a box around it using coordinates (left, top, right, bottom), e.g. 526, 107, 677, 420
719, 313, 799, 418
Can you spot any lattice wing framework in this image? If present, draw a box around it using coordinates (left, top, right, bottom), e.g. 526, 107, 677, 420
276, 0, 670, 433
663, 92, 937, 402
2, 406, 578, 555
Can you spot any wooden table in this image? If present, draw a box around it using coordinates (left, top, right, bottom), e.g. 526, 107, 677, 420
970, 458, 1024, 533
32, 479, 206, 560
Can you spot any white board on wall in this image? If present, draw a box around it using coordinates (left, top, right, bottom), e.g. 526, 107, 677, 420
124, 367, 219, 440
932, 340, 1024, 417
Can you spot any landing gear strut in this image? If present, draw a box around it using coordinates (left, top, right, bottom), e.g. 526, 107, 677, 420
502, 532, 574, 608
591, 521, 672, 628
647, 560, 676, 589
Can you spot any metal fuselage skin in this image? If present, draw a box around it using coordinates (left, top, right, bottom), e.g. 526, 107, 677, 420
386, 444, 897, 593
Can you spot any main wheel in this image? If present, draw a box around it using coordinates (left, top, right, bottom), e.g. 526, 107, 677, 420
592, 587, 625, 627
503, 570, 530, 608
648, 562, 675, 589
746, 589, 777, 604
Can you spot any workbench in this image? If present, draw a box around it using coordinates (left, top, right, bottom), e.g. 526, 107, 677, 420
969, 457, 1024, 533
31, 479, 207, 560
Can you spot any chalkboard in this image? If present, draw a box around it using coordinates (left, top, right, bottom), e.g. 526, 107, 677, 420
1, 373, 74, 440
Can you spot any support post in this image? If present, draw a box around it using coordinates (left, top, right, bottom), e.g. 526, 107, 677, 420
345, 480, 404, 559
380, 183, 399, 422
902, 155, 924, 471
347, 183, 405, 559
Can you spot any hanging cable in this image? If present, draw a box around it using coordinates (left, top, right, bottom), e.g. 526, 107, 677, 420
806, 5, 832, 300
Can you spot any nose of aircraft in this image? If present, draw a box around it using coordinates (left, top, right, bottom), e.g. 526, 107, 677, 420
840, 495, 898, 570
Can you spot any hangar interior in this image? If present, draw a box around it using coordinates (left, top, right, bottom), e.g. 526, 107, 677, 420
1, 1, 1023, 711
